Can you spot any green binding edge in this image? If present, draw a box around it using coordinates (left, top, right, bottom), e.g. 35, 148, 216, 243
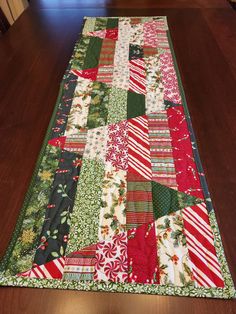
0, 16, 235, 299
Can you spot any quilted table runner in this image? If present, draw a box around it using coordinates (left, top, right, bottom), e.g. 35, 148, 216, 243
0, 16, 235, 299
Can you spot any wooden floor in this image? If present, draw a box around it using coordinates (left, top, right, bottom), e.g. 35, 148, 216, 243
0, 0, 236, 313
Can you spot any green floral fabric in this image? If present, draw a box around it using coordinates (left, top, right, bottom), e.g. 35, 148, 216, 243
70, 36, 90, 70
82, 18, 96, 34
5, 145, 61, 275
156, 210, 195, 286
33, 151, 82, 266
86, 81, 110, 129
66, 159, 105, 253
107, 87, 127, 124
94, 17, 108, 31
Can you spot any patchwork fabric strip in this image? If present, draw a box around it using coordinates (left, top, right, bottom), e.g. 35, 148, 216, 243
0, 16, 235, 300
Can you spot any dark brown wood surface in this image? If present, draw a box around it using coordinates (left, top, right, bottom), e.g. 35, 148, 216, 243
0, 1, 236, 313
0, 8, 10, 35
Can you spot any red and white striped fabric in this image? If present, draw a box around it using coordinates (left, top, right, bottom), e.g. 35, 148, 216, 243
71, 68, 98, 81
97, 65, 114, 86
87, 29, 106, 39
48, 133, 87, 155
128, 115, 152, 180
18, 257, 65, 279
182, 203, 224, 288
129, 59, 146, 95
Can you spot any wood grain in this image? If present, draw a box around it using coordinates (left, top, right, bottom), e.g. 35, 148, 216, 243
0, 0, 235, 313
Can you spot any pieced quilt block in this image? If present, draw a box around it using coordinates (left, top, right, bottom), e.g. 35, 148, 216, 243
0, 16, 234, 300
